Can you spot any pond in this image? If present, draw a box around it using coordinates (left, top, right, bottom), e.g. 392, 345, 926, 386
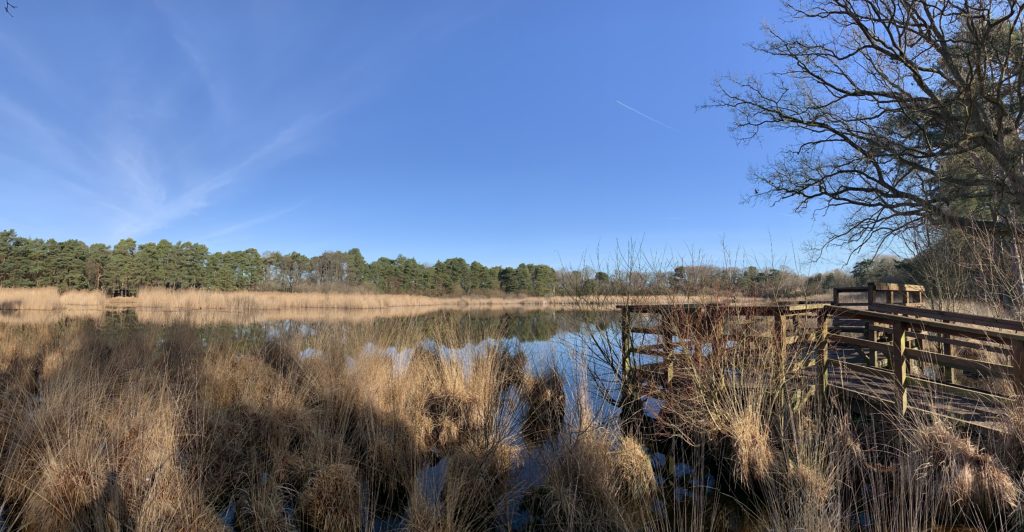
0, 306, 757, 530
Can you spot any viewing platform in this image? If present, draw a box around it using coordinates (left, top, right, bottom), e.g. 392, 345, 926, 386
618, 284, 1021, 432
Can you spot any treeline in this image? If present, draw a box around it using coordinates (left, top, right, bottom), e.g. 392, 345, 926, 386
0, 230, 559, 296
1, 229, 915, 298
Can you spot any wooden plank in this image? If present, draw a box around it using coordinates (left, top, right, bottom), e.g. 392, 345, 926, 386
817, 311, 829, 391
831, 383, 1001, 433
866, 316, 880, 368
779, 303, 830, 313
902, 330, 1011, 357
893, 321, 908, 415
904, 374, 1011, 404
1012, 339, 1024, 394
629, 326, 668, 336
620, 309, 635, 406
870, 303, 1024, 332
828, 333, 894, 356
827, 358, 1010, 405
827, 359, 1009, 412
827, 306, 1024, 344
828, 358, 892, 380
873, 323, 1010, 356
941, 328, 958, 385
774, 312, 787, 353
833, 324, 868, 330
904, 348, 1014, 378
872, 282, 925, 292
905, 404, 1002, 433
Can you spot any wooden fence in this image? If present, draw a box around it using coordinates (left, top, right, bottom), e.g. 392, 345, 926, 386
822, 303, 1022, 422
619, 291, 1023, 429
832, 282, 926, 307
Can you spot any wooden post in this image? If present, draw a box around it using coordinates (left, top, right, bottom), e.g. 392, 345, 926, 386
867, 320, 880, 368
618, 307, 639, 427
864, 284, 878, 367
940, 325, 957, 385
892, 320, 908, 416
817, 310, 829, 392
1011, 339, 1024, 395
620, 308, 633, 378
774, 311, 788, 354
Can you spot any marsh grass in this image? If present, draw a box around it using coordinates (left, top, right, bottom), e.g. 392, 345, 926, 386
0, 287, 730, 327
0, 312, 627, 530
0, 302, 1023, 531
638, 305, 1024, 531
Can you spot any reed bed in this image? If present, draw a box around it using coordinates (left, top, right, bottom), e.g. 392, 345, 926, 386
1, 302, 1019, 530
0, 286, 591, 313
0, 313, 647, 530
0, 286, 733, 314
0, 287, 725, 327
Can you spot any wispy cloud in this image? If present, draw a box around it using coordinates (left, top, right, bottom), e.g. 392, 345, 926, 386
615, 99, 674, 130
108, 113, 329, 238
1, 1, 471, 245
202, 205, 300, 241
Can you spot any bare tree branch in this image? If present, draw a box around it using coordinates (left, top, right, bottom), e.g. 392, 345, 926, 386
710, 0, 1024, 253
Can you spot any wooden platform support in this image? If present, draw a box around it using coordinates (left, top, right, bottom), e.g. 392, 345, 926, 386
892, 321, 908, 415
817, 310, 829, 392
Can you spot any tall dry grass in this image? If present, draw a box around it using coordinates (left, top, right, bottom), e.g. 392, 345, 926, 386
0, 286, 729, 313
1, 286, 596, 313
2, 300, 1023, 530
645, 306, 1024, 531
0, 312, 658, 530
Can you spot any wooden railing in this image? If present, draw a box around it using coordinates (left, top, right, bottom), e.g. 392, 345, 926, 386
821, 304, 1023, 417
832, 282, 926, 307
619, 302, 827, 385
618, 296, 1023, 428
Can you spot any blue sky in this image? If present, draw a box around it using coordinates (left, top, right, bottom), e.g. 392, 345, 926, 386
0, 1, 844, 271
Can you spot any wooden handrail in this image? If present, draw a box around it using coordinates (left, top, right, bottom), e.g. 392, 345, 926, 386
620, 300, 1017, 424
871, 283, 925, 292
903, 348, 1015, 379
826, 305, 1024, 343
820, 305, 1022, 415
869, 302, 1024, 332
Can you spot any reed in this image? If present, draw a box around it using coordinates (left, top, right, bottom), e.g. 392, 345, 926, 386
1, 304, 1022, 530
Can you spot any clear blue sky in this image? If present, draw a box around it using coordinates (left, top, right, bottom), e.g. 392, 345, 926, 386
0, 1, 844, 271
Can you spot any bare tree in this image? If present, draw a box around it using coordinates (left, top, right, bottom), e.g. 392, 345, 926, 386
4, 1, 14, 17
711, 0, 1024, 254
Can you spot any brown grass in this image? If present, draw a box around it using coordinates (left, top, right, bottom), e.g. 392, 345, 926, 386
2, 301, 1024, 531
296, 463, 362, 530
522, 369, 566, 445
0, 286, 746, 326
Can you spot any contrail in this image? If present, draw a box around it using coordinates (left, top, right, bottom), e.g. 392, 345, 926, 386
615, 100, 674, 130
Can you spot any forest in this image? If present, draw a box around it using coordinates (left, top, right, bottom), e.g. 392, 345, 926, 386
0, 229, 898, 298
0, 230, 561, 296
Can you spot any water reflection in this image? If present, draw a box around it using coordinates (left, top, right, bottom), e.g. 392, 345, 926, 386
0, 308, 631, 530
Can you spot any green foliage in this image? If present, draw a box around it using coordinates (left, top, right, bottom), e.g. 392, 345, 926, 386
804, 269, 855, 294
851, 256, 913, 286
0, 228, 887, 298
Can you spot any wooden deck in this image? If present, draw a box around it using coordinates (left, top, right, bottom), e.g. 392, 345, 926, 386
618, 285, 1022, 432
825, 346, 1009, 430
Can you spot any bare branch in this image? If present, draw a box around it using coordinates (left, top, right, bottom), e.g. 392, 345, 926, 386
710, 0, 1024, 253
